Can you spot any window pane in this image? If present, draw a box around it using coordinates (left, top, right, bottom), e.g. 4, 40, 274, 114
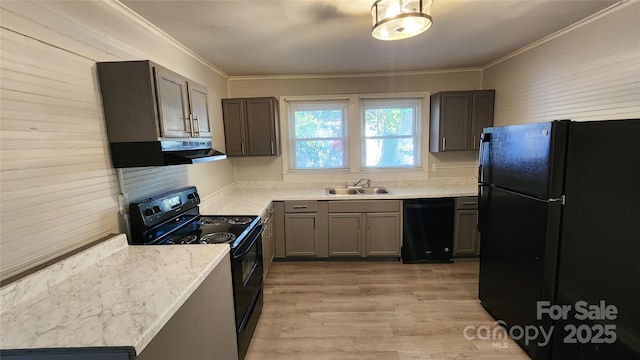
295, 140, 344, 168
365, 138, 415, 167
294, 110, 343, 138
364, 107, 414, 137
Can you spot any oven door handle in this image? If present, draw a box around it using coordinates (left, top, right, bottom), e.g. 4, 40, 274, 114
233, 225, 264, 259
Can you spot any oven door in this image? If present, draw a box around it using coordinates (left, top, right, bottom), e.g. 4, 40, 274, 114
231, 224, 263, 359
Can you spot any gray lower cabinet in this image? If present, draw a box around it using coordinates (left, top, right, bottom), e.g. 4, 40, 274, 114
138, 252, 238, 360
328, 200, 401, 258
453, 196, 480, 257
366, 212, 401, 256
328, 213, 362, 256
281, 201, 328, 258
285, 213, 319, 256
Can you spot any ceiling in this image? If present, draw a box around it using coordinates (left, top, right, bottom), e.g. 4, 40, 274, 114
121, 0, 619, 77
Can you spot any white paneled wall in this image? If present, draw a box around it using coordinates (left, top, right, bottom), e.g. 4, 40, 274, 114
0, 1, 232, 282
483, 1, 640, 125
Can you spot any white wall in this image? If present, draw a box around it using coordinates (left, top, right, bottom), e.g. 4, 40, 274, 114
0, 1, 234, 281
229, 70, 484, 182
482, 1, 640, 125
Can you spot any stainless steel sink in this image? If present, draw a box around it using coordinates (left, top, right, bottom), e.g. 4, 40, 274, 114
326, 188, 358, 195
325, 187, 391, 195
357, 187, 390, 194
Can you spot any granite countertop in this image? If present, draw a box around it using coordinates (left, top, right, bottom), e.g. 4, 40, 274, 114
200, 180, 478, 216
0, 234, 230, 354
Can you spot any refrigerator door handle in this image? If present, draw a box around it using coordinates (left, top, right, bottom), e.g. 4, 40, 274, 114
548, 195, 566, 205
477, 132, 490, 232
477, 132, 490, 185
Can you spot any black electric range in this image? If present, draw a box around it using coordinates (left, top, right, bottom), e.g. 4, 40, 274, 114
128, 186, 263, 360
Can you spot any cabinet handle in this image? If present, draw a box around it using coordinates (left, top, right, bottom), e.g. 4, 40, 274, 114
193, 115, 200, 136
292, 205, 307, 209
241, 142, 245, 155
473, 136, 477, 149
270, 141, 274, 155
462, 201, 477, 206
188, 114, 195, 137
443, 137, 446, 151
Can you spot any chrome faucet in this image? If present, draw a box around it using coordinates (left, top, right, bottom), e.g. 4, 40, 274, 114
350, 178, 371, 188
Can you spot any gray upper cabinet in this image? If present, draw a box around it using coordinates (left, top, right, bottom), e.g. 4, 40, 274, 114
188, 82, 213, 138
222, 97, 280, 157
98, 60, 213, 142
470, 91, 494, 150
155, 67, 191, 138
430, 90, 495, 152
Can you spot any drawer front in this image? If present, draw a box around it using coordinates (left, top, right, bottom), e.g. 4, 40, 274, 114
284, 200, 318, 213
328, 200, 400, 213
456, 196, 478, 210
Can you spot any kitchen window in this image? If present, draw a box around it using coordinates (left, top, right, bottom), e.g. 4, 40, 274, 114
361, 98, 421, 168
289, 101, 348, 170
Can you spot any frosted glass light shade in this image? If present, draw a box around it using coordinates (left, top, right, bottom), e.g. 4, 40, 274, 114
371, 0, 433, 40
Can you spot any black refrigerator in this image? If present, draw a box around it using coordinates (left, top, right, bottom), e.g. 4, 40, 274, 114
478, 119, 640, 360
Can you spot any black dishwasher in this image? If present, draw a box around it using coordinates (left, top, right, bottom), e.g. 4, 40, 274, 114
402, 198, 455, 263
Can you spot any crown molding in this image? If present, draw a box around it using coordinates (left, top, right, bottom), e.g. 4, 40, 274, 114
228, 67, 483, 81
482, 0, 628, 70
107, 0, 229, 79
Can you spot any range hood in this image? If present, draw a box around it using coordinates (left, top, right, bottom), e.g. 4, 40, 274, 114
109, 139, 226, 168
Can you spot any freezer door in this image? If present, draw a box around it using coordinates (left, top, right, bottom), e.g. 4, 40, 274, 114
551, 119, 640, 359
482, 121, 569, 199
479, 186, 561, 359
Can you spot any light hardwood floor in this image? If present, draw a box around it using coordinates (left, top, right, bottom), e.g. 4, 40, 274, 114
245, 260, 529, 360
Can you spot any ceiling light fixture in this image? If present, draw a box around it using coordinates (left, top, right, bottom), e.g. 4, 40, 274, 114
371, 0, 433, 41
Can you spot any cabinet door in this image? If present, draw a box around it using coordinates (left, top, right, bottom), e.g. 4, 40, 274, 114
365, 212, 400, 256
470, 90, 495, 150
284, 213, 318, 256
454, 209, 479, 256
328, 213, 362, 256
222, 99, 247, 156
245, 98, 278, 156
440, 92, 471, 151
188, 82, 212, 138
155, 67, 191, 138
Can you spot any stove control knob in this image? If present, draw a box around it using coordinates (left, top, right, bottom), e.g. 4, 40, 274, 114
152, 206, 161, 214
144, 208, 154, 216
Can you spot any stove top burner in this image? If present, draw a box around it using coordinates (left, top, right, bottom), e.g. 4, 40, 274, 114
201, 217, 228, 225
169, 234, 200, 244
201, 232, 237, 244
228, 217, 253, 225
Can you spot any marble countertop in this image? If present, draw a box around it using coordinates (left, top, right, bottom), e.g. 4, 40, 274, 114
0, 234, 230, 354
200, 180, 478, 217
